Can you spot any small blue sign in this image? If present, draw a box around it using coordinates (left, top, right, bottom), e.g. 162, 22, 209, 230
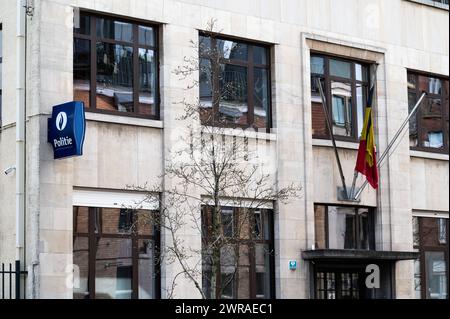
289, 260, 297, 270
48, 101, 86, 159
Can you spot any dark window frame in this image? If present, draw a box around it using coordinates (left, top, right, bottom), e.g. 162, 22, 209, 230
407, 71, 449, 154
73, 12, 160, 120
315, 267, 362, 299
73, 206, 161, 299
199, 33, 272, 131
201, 206, 275, 299
310, 53, 371, 142
314, 203, 376, 250
413, 216, 449, 299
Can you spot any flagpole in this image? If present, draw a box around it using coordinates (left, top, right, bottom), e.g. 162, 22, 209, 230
316, 78, 349, 200
349, 171, 358, 199
353, 91, 427, 200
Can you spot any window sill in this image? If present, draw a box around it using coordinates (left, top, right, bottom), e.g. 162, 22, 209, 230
312, 138, 359, 150
203, 126, 277, 141
405, 0, 449, 10
410, 150, 449, 161
85, 112, 163, 129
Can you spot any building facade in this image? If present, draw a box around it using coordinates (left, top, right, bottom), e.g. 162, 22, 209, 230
0, 0, 448, 299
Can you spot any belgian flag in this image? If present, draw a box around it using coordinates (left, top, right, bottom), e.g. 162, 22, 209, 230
355, 85, 379, 189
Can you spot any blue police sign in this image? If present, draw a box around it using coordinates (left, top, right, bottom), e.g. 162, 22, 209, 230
48, 101, 86, 159
289, 260, 297, 270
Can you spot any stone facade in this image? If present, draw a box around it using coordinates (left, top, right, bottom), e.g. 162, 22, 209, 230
0, 0, 448, 299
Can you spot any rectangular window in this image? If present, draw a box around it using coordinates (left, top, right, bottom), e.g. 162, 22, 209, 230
201, 206, 274, 299
73, 12, 159, 118
73, 206, 159, 299
310, 54, 371, 141
413, 216, 449, 299
314, 204, 375, 250
425, 251, 447, 299
407, 72, 449, 153
199, 34, 271, 130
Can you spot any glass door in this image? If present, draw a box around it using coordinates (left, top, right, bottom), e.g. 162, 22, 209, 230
315, 269, 362, 299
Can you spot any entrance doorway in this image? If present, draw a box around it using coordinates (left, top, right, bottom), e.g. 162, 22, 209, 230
315, 269, 363, 299
313, 262, 394, 299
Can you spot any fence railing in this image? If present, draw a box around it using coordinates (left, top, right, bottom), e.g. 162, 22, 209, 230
0, 260, 27, 299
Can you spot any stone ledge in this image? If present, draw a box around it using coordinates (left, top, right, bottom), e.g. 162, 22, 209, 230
410, 150, 449, 161
85, 112, 164, 129
312, 138, 359, 150
204, 126, 277, 141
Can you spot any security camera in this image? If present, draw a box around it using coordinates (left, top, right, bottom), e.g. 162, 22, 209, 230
4, 166, 16, 175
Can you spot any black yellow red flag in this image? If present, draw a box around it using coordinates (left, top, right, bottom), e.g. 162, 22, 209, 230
355, 86, 378, 189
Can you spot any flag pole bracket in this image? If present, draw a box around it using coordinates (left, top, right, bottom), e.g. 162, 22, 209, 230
337, 187, 361, 202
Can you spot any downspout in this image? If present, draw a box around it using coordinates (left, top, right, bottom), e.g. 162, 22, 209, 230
16, 0, 26, 270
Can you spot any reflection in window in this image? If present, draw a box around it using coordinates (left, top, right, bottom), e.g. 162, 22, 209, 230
217, 39, 248, 61
253, 68, 269, 128
202, 207, 274, 299
138, 48, 156, 115
74, 13, 159, 118
97, 18, 133, 42
408, 72, 449, 152
73, 38, 91, 107
138, 26, 154, 46
356, 84, 367, 138
96, 42, 134, 112
220, 273, 234, 299
439, 219, 447, 244
199, 58, 212, 105
73, 237, 89, 299
316, 272, 336, 299
72, 207, 158, 299
253, 46, 268, 65
118, 209, 133, 234
414, 217, 449, 299
414, 258, 422, 299
310, 54, 371, 140
413, 216, 420, 247
199, 34, 271, 129
330, 59, 351, 79
314, 205, 375, 250
425, 251, 447, 299
219, 64, 248, 125
74, 13, 90, 35
328, 206, 355, 249
311, 56, 324, 75
331, 81, 352, 137
221, 208, 234, 238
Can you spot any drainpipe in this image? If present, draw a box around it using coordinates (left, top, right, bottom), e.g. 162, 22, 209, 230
16, 0, 26, 267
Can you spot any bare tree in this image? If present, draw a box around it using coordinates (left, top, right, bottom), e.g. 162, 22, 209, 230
129, 19, 301, 299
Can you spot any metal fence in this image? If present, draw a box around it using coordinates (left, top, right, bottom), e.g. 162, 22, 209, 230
0, 260, 27, 299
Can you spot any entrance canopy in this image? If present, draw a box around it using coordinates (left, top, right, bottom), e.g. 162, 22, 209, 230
302, 249, 419, 261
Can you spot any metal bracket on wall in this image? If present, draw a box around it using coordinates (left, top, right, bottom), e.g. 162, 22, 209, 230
25, 0, 35, 17
337, 187, 361, 202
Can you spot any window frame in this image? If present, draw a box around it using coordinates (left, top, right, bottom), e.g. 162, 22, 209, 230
199, 33, 272, 131
310, 52, 371, 142
407, 70, 449, 154
314, 203, 376, 250
413, 216, 449, 299
201, 206, 275, 299
73, 12, 160, 119
73, 206, 161, 299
